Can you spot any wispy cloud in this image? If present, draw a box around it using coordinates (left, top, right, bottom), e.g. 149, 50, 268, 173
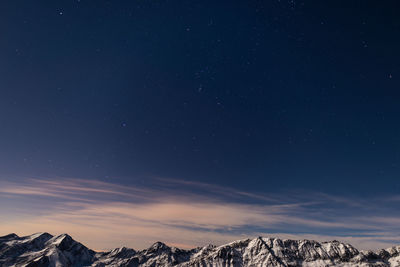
0, 177, 399, 251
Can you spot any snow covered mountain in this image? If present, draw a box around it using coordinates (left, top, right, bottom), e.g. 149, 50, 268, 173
1, 233, 400, 266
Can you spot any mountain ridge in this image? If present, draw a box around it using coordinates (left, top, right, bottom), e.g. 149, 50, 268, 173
1, 232, 399, 266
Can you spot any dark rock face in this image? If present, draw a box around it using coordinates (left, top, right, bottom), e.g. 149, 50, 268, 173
1, 233, 399, 266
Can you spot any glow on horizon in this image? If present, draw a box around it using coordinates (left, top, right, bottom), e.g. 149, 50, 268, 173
0, 177, 400, 251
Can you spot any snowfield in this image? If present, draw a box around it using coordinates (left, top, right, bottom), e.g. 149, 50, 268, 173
0, 233, 399, 266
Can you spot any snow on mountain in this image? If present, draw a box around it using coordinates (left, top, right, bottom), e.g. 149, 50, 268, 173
0, 232, 94, 267
1, 233, 400, 266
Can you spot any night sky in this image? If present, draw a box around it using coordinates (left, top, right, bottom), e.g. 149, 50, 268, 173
1, 1, 400, 250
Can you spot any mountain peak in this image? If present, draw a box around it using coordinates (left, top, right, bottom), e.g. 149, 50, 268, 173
109, 246, 136, 257
25, 232, 53, 240
46, 233, 73, 246
0, 233, 19, 240
148, 241, 170, 252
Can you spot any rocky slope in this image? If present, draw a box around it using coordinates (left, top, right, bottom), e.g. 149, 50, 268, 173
1, 233, 399, 266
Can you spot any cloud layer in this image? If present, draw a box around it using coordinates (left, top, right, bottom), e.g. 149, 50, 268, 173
0, 177, 400, 251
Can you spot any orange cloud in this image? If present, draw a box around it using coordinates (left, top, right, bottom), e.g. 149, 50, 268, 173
1, 177, 400, 251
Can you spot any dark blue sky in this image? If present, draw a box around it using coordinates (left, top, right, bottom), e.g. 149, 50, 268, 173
1, 0, 400, 196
